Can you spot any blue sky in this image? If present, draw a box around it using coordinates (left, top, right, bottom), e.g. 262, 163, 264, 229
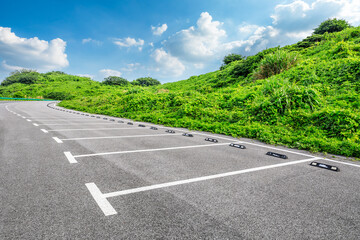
0, 0, 359, 83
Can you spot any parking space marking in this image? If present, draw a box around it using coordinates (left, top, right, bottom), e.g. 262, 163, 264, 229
53, 137, 63, 143
87, 157, 320, 216
85, 183, 117, 216
37, 122, 115, 126
64, 152, 77, 163
60, 133, 183, 142
322, 158, 360, 168
46, 127, 139, 132
73, 142, 236, 159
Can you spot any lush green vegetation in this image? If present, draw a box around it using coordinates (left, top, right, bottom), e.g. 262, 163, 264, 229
1, 23, 360, 158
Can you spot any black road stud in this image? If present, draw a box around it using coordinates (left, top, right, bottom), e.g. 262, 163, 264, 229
127, 122, 133, 125
118, 120, 124, 123
310, 161, 340, 172
166, 130, 175, 133
205, 137, 218, 143
77, 113, 80, 114
85, 114, 89, 116
91, 115, 95, 117
103, 117, 108, 120
183, 133, 193, 137
150, 126, 158, 130
96, 116, 100, 118
110, 119, 115, 121
229, 143, 246, 149
266, 152, 288, 159
139, 124, 146, 127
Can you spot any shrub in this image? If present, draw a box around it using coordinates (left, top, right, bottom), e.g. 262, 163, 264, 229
103, 76, 129, 86
131, 77, 161, 86
222, 53, 244, 65
1, 70, 40, 86
253, 50, 298, 80
314, 18, 351, 35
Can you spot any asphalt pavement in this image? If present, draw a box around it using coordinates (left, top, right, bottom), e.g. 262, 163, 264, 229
1, 101, 359, 239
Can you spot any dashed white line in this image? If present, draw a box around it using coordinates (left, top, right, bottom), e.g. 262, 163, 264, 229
41, 129, 48, 133
26, 119, 32, 122
33, 123, 39, 127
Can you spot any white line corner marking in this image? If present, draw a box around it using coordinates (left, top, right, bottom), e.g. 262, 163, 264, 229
86, 183, 117, 216
64, 152, 77, 163
53, 137, 63, 143
41, 129, 48, 133
86, 157, 319, 216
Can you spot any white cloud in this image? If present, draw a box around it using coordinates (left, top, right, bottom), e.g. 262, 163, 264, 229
99, 69, 122, 78
121, 63, 140, 72
82, 38, 102, 45
164, 12, 227, 62
151, 48, 185, 76
151, 24, 168, 36
113, 37, 144, 50
234, 0, 360, 55
0, 27, 68, 72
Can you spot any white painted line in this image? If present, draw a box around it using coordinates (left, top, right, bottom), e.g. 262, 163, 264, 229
322, 158, 360, 168
47, 127, 138, 132
22, 116, 26, 119
41, 129, 48, 133
243, 141, 315, 158
85, 183, 117, 216
37, 122, 115, 126
103, 157, 321, 199
33, 123, 39, 127
26, 119, 32, 122
53, 137, 63, 143
75, 142, 235, 158
179, 131, 360, 168
64, 152, 77, 163
26, 117, 87, 119
61, 133, 183, 141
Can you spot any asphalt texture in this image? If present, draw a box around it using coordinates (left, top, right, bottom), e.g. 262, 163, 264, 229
1, 101, 359, 239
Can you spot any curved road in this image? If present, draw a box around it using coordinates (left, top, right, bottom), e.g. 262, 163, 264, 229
1, 101, 359, 239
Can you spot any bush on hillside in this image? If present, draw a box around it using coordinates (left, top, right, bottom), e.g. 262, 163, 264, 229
223, 54, 244, 65
103, 76, 129, 86
314, 18, 351, 35
252, 50, 298, 80
1, 69, 40, 86
229, 47, 281, 78
131, 77, 161, 86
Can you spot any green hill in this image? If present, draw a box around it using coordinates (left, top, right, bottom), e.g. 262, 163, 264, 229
1, 26, 360, 158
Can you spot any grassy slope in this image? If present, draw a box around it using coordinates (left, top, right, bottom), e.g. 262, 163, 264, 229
1, 27, 360, 157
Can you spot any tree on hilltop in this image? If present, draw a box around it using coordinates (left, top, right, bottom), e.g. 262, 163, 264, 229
131, 77, 161, 86
314, 18, 351, 35
102, 76, 129, 86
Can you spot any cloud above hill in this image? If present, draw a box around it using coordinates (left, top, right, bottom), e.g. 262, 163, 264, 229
0, 27, 68, 72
